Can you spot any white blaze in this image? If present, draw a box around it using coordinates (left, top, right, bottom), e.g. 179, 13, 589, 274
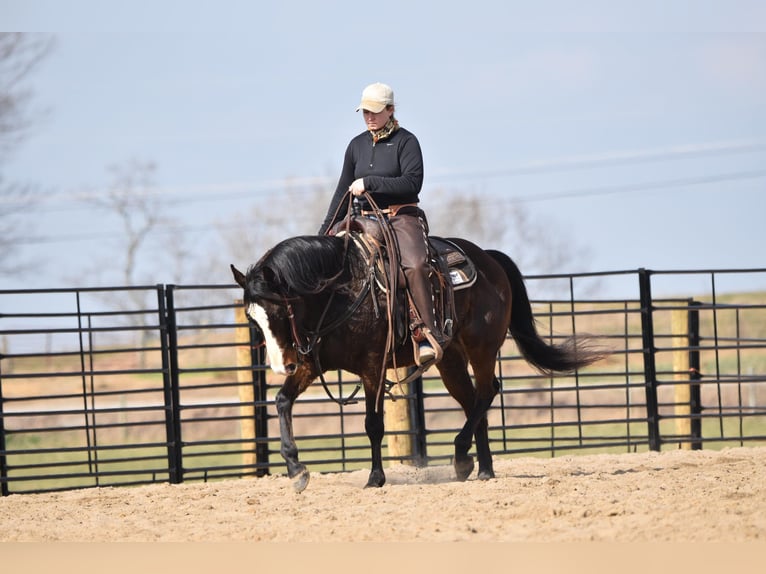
247, 303, 287, 374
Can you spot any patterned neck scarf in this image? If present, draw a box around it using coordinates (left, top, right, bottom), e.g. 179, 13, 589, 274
370, 117, 399, 143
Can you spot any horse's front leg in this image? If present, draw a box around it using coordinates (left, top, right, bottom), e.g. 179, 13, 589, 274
363, 376, 386, 488
275, 373, 312, 493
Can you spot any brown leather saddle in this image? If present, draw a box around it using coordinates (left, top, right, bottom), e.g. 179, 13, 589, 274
332, 215, 477, 350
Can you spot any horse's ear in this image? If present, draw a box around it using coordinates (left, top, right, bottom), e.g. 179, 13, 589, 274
230, 264, 247, 288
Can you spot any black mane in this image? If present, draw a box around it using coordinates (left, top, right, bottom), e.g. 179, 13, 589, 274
246, 235, 350, 300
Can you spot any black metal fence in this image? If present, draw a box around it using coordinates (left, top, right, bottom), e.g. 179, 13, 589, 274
1, 268, 765, 495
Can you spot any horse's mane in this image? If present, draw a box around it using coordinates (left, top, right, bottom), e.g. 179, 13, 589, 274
246, 235, 350, 299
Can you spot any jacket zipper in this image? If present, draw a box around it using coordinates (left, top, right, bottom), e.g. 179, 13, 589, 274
369, 140, 376, 168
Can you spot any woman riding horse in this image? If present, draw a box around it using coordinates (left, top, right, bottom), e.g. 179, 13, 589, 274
318, 82, 443, 366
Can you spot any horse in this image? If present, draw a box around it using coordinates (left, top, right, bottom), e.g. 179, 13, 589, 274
231, 234, 604, 492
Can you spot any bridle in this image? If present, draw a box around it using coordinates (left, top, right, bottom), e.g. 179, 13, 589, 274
283, 273, 373, 356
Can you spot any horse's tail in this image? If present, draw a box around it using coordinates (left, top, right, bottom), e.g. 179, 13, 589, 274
486, 249, 606, 374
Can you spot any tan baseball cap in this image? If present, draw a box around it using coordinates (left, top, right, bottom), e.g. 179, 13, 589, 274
356, 82, 394, 113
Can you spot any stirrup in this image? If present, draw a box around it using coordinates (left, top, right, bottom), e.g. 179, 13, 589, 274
413, 329, 443, 367
418, 341, 437, 363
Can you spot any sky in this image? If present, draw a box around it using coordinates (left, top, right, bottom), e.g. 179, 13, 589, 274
2, 0, 766, 299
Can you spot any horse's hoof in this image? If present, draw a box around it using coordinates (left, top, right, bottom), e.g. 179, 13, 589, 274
477, 469, 495, 481
292, 469, 310, 493
454, 456, 475, 481
364, 469, 386, 488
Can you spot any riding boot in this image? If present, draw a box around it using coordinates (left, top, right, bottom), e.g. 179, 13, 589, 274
407, 270, 444, 366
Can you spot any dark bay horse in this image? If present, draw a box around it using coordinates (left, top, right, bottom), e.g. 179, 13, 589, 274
231, 234, 603, 492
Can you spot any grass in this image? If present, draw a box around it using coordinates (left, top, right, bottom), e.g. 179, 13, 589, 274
3, 432, 171, 493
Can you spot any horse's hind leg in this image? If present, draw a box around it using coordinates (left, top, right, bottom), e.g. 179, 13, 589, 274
467, 357, 501, 480
473, 377, 500, 480
454, 388, 498, 480
438, 348, 500, 481
437, 349, 477, 481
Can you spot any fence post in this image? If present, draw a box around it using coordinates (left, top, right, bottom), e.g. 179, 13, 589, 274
385, 368, 413, 463
638, 269, 661, 451
0, 356, 8, 496
235, 301, 257, 472
688, 301, 703, 450
235, 302, 270, 476
250, 326, 270, 476
410, 370, 428, 466
160, 285, 183, 484
671, 304, 692, 449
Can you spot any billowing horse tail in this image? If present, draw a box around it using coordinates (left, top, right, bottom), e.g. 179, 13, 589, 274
486, 249, 606, 374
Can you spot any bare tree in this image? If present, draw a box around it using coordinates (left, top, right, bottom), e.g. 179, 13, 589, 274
83, 159, 195, 355
0, 33, 54, 274
89, 159, 163, 285
216, 176, 333, 275
426, 189, 576, 268
424, 187, 598, 297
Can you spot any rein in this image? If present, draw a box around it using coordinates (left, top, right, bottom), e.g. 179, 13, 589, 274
345, 193, 428, 408
355, 193, 415, 407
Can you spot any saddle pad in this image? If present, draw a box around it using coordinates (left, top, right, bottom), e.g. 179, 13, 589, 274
429, 237, 477, 291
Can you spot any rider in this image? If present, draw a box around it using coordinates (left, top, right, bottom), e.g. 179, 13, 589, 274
318, 82, 443, 365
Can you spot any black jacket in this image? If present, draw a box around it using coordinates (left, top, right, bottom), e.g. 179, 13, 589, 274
319, 126, 424, 233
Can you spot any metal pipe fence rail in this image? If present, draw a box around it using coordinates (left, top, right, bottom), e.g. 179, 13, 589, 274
1, 268, 765, 495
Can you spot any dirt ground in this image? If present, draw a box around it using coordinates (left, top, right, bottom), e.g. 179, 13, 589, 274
2, 446, 765, 542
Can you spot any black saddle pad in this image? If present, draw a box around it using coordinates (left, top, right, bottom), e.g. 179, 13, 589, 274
429, 237, 477, 291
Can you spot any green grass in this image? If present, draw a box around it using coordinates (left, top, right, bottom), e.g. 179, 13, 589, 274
4, 432, 171, 492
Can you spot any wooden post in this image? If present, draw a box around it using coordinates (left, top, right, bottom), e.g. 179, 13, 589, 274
671, 308, 692, 450
385, 368, 413, 464
235, 301, 257, 470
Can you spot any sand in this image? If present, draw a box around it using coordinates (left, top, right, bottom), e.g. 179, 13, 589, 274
2, 446, 765, 542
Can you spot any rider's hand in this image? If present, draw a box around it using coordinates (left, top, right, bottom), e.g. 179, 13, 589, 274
349, 178, 365, 196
